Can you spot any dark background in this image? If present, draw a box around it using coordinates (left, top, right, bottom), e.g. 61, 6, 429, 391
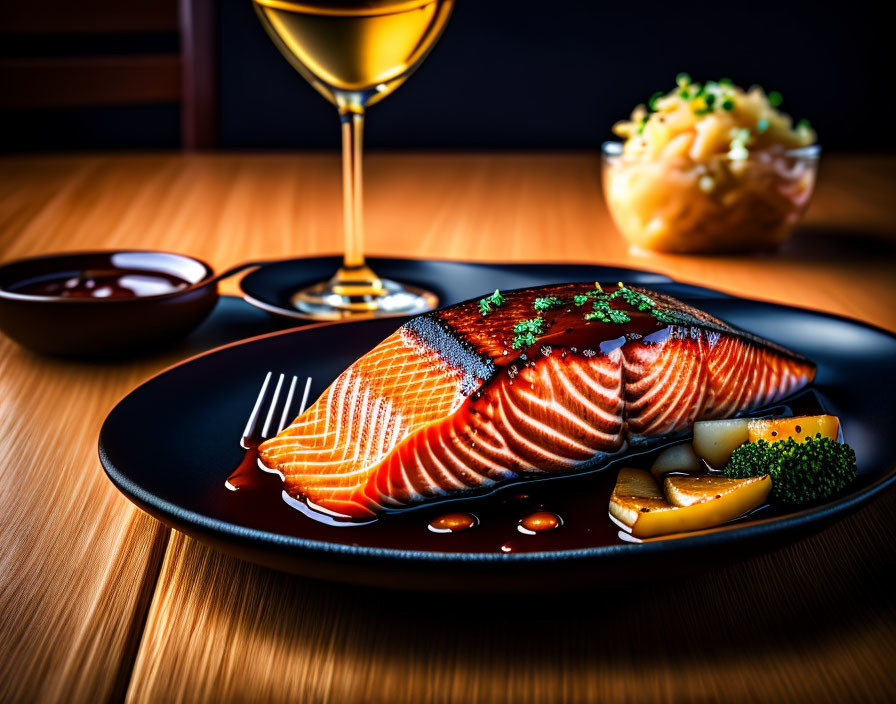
1, 0, 892, 151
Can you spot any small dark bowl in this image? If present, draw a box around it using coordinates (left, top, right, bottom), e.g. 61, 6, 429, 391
0, 250, 219, 357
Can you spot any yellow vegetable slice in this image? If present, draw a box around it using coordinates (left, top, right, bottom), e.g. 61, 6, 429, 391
609, 468, 771, 539
609, 468, 677, 533
664, 474, 771, 509
747, 415, 840, 444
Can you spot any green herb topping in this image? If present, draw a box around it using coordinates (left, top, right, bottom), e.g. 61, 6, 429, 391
585, 298, 631, 324
533, 296, 564, 313
512, 317, 545, 349
610, 283, 678, 324
611, 282, 653, 311
479, 289, 506, 316
507, 283, 678, 350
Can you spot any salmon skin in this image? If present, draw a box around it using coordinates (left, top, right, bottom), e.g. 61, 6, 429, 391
259, 283, 815, 519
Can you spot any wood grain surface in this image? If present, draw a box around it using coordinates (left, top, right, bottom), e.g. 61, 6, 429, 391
1, 153, 895, 703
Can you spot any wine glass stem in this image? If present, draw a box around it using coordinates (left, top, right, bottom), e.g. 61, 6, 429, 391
340, 109, 365, 270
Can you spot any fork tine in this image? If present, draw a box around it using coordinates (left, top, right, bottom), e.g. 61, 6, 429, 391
242, 372, 272, 438
276, 376, 299, 434
298, 376, 312, 415
262, 373, 286, 438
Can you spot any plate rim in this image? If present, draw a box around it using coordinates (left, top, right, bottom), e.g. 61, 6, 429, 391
99, 280, 896, 565
238, 256, 680, 321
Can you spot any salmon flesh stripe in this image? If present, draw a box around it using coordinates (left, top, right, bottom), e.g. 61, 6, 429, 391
259, 283, 815, 518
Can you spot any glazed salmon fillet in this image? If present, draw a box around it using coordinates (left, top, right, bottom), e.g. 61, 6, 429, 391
259, 283, 814, 518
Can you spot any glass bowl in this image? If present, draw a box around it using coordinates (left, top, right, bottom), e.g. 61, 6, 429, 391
601, 141, 820, 254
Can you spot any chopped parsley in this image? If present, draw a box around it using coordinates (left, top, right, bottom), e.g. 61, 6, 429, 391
652, 308, 677, 324
479, 289, 506, 316
512, 317, 545, 349
533, 296, 564, 313
507, 283, 679, 350
631, 77, 811, 146
609, 283, 678, 324
610, 282, 655, 311
585, 298, 631, 324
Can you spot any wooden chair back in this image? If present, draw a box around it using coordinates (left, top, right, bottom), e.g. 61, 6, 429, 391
0, 0, 215, 148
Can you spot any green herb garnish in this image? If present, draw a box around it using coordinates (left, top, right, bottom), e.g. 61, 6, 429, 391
533, 296, 564, 313
479, 289, 506, 316
512, 317, 545, 349
585, 300, 631, 324
797, 118, 812, 130
611, 283, 678, 324
651, 308, 677, 324
573, 283, 603, 306
767, 90, 783, 107
611, 282, 655, 311
648, 91, 665, 111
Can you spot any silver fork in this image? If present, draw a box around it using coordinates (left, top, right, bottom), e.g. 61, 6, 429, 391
225, 372, 312, 491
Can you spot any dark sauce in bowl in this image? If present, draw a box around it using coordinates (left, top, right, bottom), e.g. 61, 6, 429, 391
0, 250, 217, 356
11, 268, 191, 299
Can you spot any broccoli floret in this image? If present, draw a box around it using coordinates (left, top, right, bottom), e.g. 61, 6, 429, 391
723, 435, 856, 507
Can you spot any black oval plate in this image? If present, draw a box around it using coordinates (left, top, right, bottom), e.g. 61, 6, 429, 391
100, 265, 896, 592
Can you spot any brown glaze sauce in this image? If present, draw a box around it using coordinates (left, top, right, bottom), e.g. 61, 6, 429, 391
12, 268, 190, 299
518, 511, 563, 534
216, 381, 825, 554
428, 513, 478, 533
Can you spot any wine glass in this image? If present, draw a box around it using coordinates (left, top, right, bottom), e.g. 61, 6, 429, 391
253, 0, 455, 319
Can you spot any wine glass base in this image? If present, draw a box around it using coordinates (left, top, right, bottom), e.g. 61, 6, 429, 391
289, 277, 438, 321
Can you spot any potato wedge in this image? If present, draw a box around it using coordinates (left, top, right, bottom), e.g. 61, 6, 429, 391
747, 415, 840, 444
609, 468, 677, 533
651, 442, 701, 478
609, 468, 770, 538
693, 418, 751, 468
664, 474, 771, 509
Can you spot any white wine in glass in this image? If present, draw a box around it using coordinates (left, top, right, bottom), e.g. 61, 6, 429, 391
254, 0, 455, 319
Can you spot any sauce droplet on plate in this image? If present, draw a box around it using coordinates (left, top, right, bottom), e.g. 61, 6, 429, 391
427, 512, 478, 533
518, 511, 563, 535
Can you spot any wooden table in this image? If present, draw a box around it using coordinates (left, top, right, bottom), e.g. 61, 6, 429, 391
2, 153, 895, 703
